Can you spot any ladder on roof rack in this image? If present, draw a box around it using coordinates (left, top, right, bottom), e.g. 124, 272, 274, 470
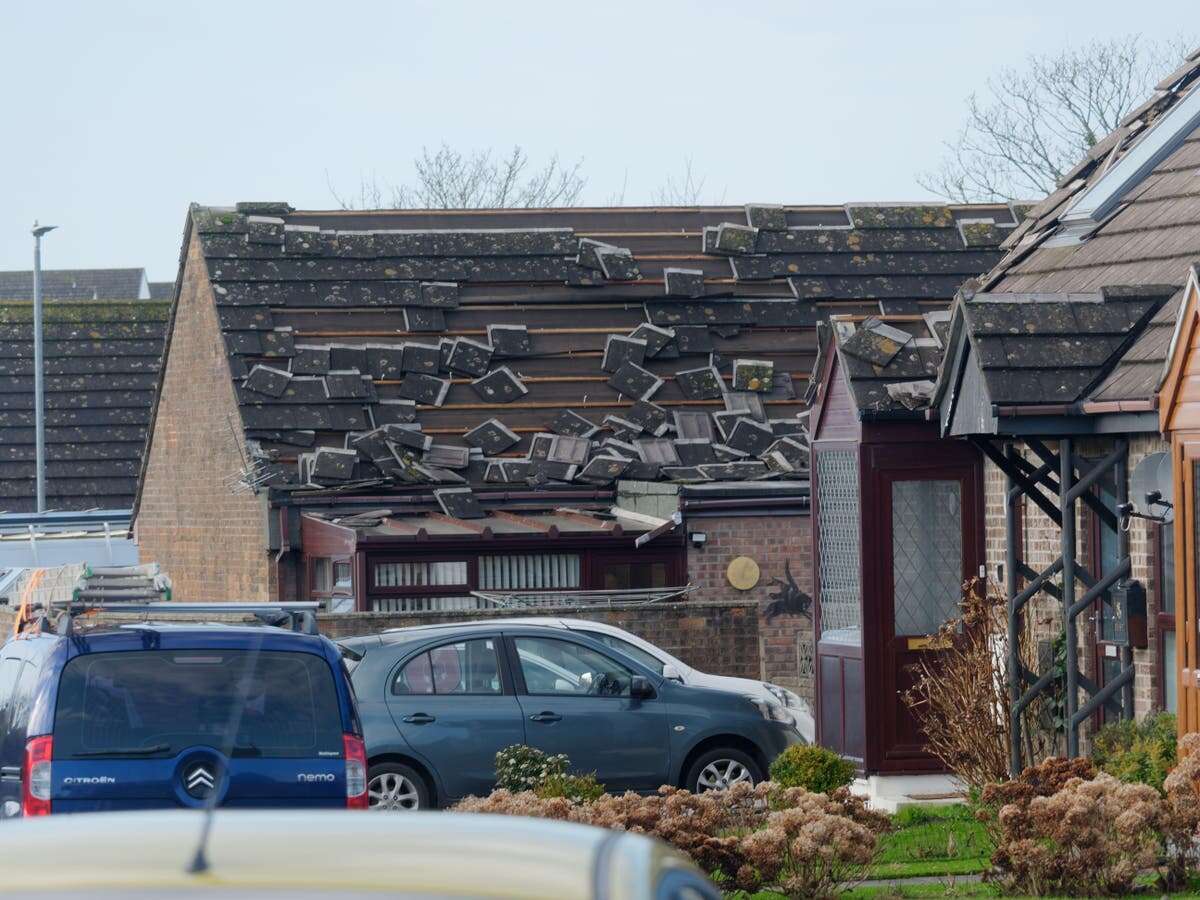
44, 600, 324, 638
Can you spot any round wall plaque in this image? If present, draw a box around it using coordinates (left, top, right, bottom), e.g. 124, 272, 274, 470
726, 556, 760, 591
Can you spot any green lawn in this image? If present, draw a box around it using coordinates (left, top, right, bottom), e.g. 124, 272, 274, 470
867, 804, 991, 880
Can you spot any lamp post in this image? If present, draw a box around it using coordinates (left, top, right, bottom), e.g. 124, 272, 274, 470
31, 221, 57, 513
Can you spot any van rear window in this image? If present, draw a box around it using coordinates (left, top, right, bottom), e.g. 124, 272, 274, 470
53, 650, 344, 760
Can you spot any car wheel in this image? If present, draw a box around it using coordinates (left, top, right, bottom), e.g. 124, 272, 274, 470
368, 763, 430, 811
685, 748, 763, 793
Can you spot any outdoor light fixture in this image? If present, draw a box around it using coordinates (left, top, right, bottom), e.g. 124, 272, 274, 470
30, 221, 58, 514
688, 531, 707, 548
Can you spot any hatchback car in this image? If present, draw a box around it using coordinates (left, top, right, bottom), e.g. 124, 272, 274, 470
0, 622, 366, 817
386, 616, 814, 742
340, 623, 802, 809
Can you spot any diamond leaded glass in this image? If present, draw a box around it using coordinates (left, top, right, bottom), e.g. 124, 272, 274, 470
816, 449, 861, 645
891, 479, 962, 636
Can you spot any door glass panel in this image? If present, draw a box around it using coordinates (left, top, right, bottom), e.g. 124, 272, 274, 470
1161, 524, 1176, 615
513, 637, 633, 697
816, 449, 862, 646
891, 479, 963, 636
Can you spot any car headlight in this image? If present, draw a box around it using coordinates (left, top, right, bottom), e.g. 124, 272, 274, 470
745, 696, 794, 725
764, 683, 805, 710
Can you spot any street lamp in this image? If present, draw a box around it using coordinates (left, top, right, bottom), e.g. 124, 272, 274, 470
31, 221, 57, 514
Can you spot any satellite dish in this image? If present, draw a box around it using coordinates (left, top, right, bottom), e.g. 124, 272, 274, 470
1130, 452, 1174, 523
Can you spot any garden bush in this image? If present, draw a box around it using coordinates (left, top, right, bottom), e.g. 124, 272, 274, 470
768, 744, 856, 794
1091, 712, 1177, 792
454, 782, 890, 898
534, 772, 606, 804
493, 744, 568, 793
977, 742, 1200, 895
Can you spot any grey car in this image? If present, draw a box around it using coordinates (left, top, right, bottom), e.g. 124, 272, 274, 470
340, 623, 802, 810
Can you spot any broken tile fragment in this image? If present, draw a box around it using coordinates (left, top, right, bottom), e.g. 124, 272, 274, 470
348, 428, 391, 461
471, 366, 528, 403
840, 317, 913, 366
630, 323, 675, 358
398, 373, 451, 406
625, 400, 670, 436
310, 447, 358, 482
674, 439, 717, 466
607, 361, 663, 401
487, 324, 531, 358
602, 414, 642, 440
699, 461, 770, 481
726, 418, 775, 456
404, 307, 446, 332
548, 435, 590, 465
244, 364, 291, 398
594, 246, 641, 281
529, 432, 555, 460
732, 359, 775, 392
713, 223, 759, 254
623, 460, 662, 480
463, 418, 520, 454
576, 455, 630, 484
448, 338, 494, 377
550, 409, 599, 438
372, 399, 417, 425
763, 437, 809, 474
434, 487, 485, 519
724, 391, 767, 421
660, 466, 710, 483
745, 204, 787, 231
425, 444, 471, 469
575, 238, 611, 271
384, 423, 432, 452
324, 370, 370, 399
602, 335, 648, 373
675, 365, 723, 400
663, 268, 705, 298
401, 342, 442, 374
674, 326, 713, 354
420, 282, 460, 308
673, 410, 715, 441
636, 439, 680, 466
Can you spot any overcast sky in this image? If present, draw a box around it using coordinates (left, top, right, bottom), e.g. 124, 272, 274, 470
1, 1, 1193, 281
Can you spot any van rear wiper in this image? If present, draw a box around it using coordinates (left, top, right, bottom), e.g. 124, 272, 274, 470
73, 743, 171, 757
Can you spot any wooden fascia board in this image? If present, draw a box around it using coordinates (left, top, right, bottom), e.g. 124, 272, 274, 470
1160, 271, 1200, 432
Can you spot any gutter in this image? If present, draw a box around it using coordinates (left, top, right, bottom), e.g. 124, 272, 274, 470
272, 489, 617, 509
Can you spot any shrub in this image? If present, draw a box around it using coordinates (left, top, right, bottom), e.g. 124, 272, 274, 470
1092, 712, 1177, 792
535, 772, 606, 804
1160, 732, 1200, 889
454, 782, 890, 898
901, 579, 1061, 796
493, 744, 568, 793
768, 744, 856, 794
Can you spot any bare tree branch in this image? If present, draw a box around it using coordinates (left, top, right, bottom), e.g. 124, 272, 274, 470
330, 145, 587, 210
919, 35, 1194, 203
651, 157, 715, 205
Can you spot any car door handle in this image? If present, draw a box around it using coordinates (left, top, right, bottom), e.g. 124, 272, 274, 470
402, 713, 436, 725
529, 712, 562, 723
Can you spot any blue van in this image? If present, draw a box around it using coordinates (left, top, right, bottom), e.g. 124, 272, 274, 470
0, 613, 366, 818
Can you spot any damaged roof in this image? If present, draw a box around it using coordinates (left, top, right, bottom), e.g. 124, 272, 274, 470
822, 312, 949, 418
0, 300, 169, 511
170, 200, 1014, 497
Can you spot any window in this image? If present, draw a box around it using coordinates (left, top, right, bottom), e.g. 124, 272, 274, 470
371, 559, 477, 613
310, 556, 355, 613
479, 554, 580, 590
891, 479, 963, 636
392, 639, 502, 696
514, 637, 634, 697
599, 560, 669, 591
52, 651, 343, 759
816, 449, 862, 646
578, 632, 666, 675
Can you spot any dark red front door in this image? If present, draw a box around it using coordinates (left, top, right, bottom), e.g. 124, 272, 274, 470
876, 458, 982, 772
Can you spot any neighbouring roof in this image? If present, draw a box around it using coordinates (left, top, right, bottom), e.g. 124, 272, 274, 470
170, 200, 1015, 501
935, 285, 1178, 436
824, 312, 950, 417
0, 267, 150, 301
930, 45, 1200, 422
148, 281, 175, 300
0, 300, 169, 512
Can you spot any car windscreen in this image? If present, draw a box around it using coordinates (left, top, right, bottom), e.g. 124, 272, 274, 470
53, 650, 344, 760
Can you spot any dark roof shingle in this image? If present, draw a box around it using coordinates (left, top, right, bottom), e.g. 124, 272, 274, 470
0, 268, 148, 301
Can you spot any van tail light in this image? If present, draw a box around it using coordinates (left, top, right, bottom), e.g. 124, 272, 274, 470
23, 736, 53, 817
343, 733, 367, 809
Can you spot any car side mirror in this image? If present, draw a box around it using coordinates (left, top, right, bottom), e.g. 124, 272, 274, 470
630, 676, 655, 700
661, 664, 683, 682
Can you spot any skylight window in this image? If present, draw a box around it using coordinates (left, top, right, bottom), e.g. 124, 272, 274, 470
1062, 83, 1200, 227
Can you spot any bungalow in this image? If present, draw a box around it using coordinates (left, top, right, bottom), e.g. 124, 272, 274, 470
131, 201, 1015, 699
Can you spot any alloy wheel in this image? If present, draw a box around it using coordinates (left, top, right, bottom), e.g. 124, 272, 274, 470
697, 759, 752, 791
368, 772, 421, 810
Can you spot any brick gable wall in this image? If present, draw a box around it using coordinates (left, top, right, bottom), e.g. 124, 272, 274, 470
134, 232, 273, 600
685, 514, 814, 700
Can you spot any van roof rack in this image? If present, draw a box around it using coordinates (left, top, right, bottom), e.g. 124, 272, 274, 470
30, 600, 323, 638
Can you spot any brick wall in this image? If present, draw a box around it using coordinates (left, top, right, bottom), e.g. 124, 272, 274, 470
318, 599, 761, 680
982, 435, 1169, 729
135, 231, 273, 601
684, 514, 814, 699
